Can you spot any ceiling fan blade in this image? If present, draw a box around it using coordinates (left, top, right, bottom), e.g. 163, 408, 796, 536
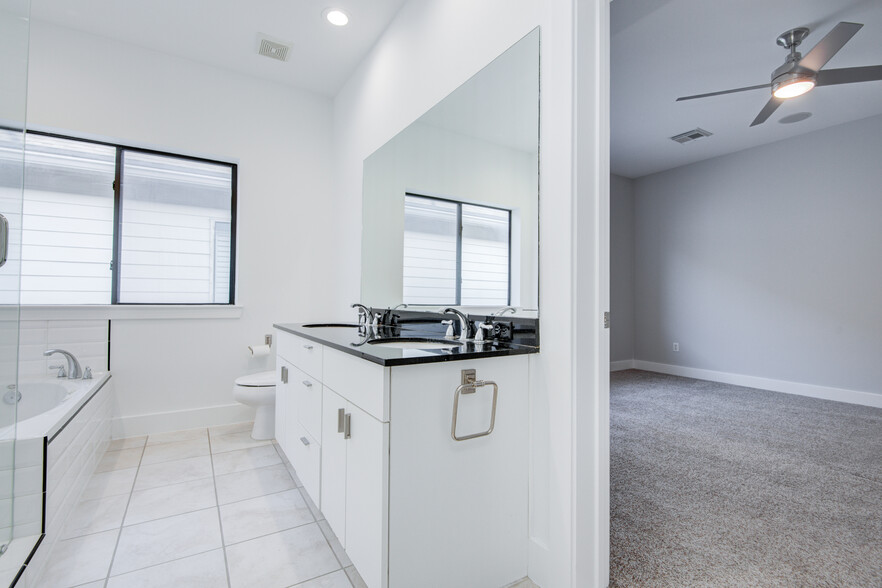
676, 83, 770, 101
798, 22, 863, 72
816, 65, 882, 87
749, 97, 784, 127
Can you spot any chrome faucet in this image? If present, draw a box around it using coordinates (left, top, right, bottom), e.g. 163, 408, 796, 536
351, 303, 372, 326
442, 308, 471, 342
492, 306, 517, 316
44, 349, 82, 379
392, 303, 408, 311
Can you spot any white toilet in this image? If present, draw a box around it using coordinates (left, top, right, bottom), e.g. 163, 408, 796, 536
232, 370, 276, 440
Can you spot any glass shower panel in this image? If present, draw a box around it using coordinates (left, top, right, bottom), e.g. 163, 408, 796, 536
0, 0, 30, 572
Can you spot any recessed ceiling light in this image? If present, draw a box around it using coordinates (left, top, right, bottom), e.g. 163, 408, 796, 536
324, 9, 349, 27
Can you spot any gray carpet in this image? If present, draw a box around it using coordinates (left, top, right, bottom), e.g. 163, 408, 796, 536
609, 370, 882, 587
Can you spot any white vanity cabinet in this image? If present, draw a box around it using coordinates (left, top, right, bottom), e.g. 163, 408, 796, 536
275, 327, 530, 588
275, 335, 323, 503
321, 386, 389, 587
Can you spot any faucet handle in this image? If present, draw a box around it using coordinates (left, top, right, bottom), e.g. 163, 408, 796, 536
82, 367, 93, 380
50, 364, 66, 378
475, 322, 494, 342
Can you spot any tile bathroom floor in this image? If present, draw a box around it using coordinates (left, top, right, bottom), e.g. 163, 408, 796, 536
38, 422, 365, 588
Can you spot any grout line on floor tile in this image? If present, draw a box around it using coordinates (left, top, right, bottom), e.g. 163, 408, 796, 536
122, 505, 217, 530
213, 460, 291, 480
207, 427, 234, 588
221, 519, 317, 548
101, 440, 147, 587
105, 546, 223, 581
209, 440, 275, 456
145, 427, 209, 445
318, 527, 347, 571
217, 484, 302, 508
286, 568, 354, 588
134, 451, 215, 470
127, 472, 216, 497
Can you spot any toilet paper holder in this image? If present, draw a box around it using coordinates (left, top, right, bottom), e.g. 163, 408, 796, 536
265, 334, 272, 347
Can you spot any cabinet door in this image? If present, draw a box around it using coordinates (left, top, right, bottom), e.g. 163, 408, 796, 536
320, 386, 347, 545
291, 365, 321, 440
345, 403, 389, 588
275, 360, 290, 460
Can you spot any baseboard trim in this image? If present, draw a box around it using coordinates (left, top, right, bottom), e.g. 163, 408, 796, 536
631, 360, 882, 409
610, 359, 636, 372
112, 403, 255, 438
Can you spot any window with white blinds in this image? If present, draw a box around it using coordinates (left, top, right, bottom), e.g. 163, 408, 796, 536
21, 134, 115, 304
403, 194, 510, 306
10, 131, 236, 305
118, 151, 234, 304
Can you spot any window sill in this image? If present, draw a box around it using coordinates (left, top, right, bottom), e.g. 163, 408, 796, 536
20, 305, 243, 321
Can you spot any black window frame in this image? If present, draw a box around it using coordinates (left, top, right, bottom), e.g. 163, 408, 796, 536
403, 192, 512, 306
24, 129, 237, 305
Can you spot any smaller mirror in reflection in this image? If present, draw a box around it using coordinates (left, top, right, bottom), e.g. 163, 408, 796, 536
361, 27, 539, 313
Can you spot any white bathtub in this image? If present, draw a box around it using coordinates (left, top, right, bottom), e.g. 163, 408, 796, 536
0, 373, 113, 585
0, 374, 111, 441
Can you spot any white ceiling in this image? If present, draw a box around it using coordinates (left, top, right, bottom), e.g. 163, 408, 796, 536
611, 0, 882, 178
29, 0, 408, 97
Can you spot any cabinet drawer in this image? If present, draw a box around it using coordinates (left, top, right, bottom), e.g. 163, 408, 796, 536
289, 420, 321, 506
277, 330, 323, 380
290, 364, 322, 441
323, 347, 390, 422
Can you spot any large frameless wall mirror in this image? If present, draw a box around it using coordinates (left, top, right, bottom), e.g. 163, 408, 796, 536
361, 27, 539, 314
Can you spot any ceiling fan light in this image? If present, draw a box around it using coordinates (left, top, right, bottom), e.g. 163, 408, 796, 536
772, 78, 815, 99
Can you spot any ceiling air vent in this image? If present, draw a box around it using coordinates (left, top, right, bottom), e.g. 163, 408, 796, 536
257, 35, 292, 62
670, 128, 713, 144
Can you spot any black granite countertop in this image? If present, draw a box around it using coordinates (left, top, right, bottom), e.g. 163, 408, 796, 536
273, 319, 539, 367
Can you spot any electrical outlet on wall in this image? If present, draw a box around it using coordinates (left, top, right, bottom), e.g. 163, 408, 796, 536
673, 342, 679, 352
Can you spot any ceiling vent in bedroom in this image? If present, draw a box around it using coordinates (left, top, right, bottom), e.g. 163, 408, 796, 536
670, 128, 713, 144
257, 34, 292, 62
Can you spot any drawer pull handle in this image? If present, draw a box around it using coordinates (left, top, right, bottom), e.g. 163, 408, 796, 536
300, 436, 310, 446
302, 380, 313, 388
343, 413, 351, 439
303, 344, 314, 350
280, 366, 288, 384
337, 408, 345, 433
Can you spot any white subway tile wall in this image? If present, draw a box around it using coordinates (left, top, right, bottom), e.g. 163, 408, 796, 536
0, 438, 44, 541
19, 319, 109, 378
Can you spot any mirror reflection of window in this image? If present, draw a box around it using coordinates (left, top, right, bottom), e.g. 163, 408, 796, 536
461, 203, 509, 305
403, 194, 510, 306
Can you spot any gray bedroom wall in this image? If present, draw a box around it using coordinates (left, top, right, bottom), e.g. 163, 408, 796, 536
633, 113, 882, 396
611, 174, 635, 362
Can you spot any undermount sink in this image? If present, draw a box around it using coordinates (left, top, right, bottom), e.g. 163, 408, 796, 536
302, 323, 361, 328
368, 338, 463, 350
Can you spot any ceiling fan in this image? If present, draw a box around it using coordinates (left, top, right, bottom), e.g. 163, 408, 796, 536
676, 21, 882, 126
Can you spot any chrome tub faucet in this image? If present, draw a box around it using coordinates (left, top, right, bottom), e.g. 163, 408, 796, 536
44, 349, 82, 379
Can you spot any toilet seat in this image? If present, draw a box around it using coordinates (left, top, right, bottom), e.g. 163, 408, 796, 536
232, 370, 277, 440
234, 370, 276, 387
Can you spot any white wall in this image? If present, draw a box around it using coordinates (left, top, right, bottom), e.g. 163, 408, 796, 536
610, 174, 634, 362
332, 1, 609, 586
633, 114, 882, 400
25, 3, 611, 585
26, 21, 336, 434
361, 121, 538, 307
